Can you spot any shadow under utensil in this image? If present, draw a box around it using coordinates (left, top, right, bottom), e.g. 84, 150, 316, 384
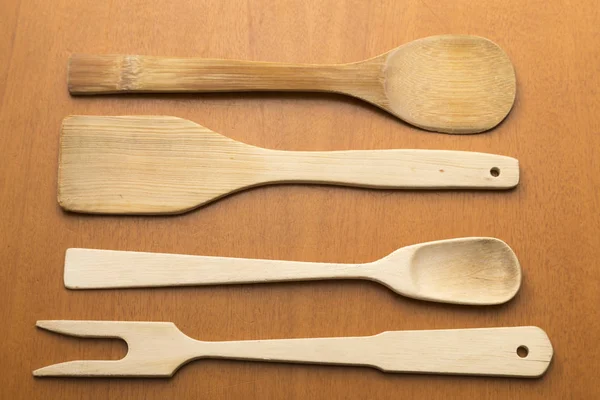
56, 183, 520, 218
67, 90, 406, 126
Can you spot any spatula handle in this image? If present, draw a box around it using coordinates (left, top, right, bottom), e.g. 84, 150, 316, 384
64, 248, 370, 289
264, 149, 519, 189
68, 55, 364, 94
202, 327, 553, 377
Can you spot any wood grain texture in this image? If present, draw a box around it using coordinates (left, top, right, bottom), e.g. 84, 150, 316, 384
67, 35, 516, 134
33, 322, 553, 378
64, 237, 522, 305
0, 0, 599, 398
58, 115, 519, 214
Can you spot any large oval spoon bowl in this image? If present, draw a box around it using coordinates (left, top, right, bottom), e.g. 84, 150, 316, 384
377, 35, 516, 133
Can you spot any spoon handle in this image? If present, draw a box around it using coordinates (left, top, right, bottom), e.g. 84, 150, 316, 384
64, 248, 371, 289
68, 54, 365, 94
263, 149, 519, 189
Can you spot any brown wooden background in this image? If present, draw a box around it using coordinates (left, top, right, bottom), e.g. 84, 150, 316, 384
1, 0, 599, 398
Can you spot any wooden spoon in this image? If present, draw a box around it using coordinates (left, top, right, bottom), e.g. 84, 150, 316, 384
58, 116, 520, 215
64, 238, 521, 305
68, 35, 516, 133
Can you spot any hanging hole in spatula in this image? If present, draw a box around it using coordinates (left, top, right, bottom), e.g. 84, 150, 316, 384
490, 167, 500, 177
517, 345, 529, 358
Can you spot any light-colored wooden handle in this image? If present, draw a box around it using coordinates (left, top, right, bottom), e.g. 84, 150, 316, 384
68, 55, 373, 94
204, 327, 552, 377
264, 149, 519, 189
64, 248, 369, 289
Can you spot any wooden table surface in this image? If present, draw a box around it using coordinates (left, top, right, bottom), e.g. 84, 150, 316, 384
1, 0, 598, 398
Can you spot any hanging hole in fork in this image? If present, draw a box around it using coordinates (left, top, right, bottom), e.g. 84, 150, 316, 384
490, 167, 500, 177
517, 345, 529, 358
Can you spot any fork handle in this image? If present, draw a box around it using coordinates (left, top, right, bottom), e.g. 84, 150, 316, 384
202, 327, 553, 377
68, 55, 364, 94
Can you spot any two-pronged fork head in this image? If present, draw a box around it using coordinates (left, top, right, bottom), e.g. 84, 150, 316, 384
34, 321, 198, 377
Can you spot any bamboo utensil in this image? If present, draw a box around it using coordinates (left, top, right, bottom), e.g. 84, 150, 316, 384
68, 35, 516, 134
33, 321, 552, 378
64, 237, 521, 305
58, 116, 519, 215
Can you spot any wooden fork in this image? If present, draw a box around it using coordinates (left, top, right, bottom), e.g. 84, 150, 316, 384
34, 321, 553, 378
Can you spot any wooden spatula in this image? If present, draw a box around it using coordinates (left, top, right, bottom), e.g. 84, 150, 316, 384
34, 321, 553, 378
64, 238, 521, 305
68, 35, 516, 134
58, 116, 519, 215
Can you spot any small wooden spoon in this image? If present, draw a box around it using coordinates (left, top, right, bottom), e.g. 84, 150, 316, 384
58, 116, 519, 215
64, 237, 521, 305
68, 35, 516, 133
